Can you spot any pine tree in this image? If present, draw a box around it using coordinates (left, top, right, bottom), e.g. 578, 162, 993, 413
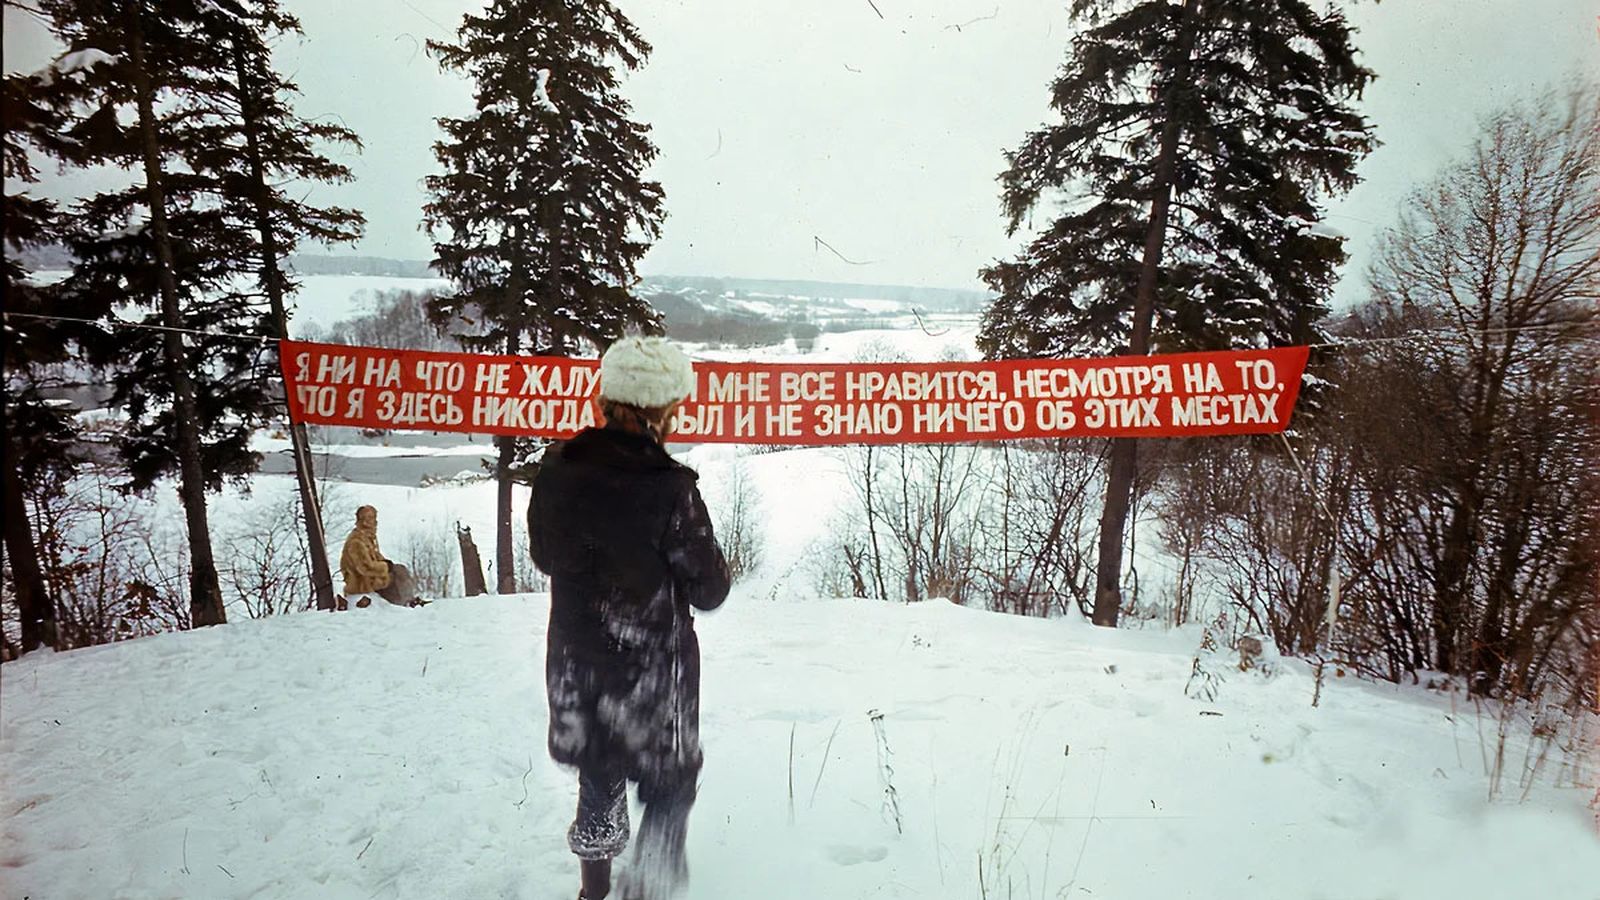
39, 0, 273, 627
2, 68, 84, 655
185, 0, 367, 611
980, 0, 1375, 626
425, 0, 666, 593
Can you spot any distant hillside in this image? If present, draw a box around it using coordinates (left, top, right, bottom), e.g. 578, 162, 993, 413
285, 260, 991, 310
286, 254, 439, 278
16, 249, 992, 315
641, 274, 988, 312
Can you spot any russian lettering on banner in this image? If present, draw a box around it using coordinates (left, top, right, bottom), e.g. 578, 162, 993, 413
280, 341, 599, 438
279, 339, 1311, 444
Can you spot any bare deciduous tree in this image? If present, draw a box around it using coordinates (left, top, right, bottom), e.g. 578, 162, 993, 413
1358, 81, 1599, 699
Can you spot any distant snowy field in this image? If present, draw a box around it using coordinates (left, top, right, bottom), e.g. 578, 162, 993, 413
4, 277, 1598, 898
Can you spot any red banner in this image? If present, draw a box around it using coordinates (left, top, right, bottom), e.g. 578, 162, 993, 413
279, 340, 1310, 444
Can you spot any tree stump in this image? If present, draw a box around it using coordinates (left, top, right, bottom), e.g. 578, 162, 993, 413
457, 523, 488, 596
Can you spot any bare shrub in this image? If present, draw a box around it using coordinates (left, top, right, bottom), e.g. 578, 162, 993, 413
826, 440, 984, 605
884, 443, 982, 604
971, 441, 1100, 618
221, 491, 316, 618
1160, 436, 1347, 657
715, 456, 764, 582
821, 438, 1104, 616
808, 517, 873, 600
511, 518, 545, 594
1336, 83, 1599, 700
404, 520, 457, 599
27, 470, 190, 648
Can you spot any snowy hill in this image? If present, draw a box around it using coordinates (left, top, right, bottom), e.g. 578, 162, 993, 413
4, 585, 1597, 899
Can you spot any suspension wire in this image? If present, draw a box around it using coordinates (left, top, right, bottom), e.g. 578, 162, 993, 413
2, 310, 277, 344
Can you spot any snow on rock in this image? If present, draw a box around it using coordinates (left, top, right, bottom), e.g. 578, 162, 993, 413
3, 585, 1597, 898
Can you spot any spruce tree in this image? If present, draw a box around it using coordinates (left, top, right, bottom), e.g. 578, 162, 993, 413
425, 0, 666, 593
2, 68, 84, 654
39, 0, 270, 627
186, 0, 367, 611
980, 0, 1375, 626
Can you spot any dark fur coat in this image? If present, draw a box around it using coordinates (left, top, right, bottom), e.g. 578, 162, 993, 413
528, 425, 730, 790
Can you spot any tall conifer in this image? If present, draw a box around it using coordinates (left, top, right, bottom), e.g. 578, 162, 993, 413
190, 0, 366, 611
2, 68, 82, 653
425, 0, 666, 592
38, 0, 365, 621
981, 0, 1375, 626
40, 0, 251, 626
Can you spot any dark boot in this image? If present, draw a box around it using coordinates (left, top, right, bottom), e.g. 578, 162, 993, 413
579, 858, 611, 900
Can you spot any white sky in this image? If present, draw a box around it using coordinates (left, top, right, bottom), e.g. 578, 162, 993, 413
5, 0, 1595, 299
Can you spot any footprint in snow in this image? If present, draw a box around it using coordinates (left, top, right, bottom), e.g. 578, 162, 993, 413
826, 844, 889, 866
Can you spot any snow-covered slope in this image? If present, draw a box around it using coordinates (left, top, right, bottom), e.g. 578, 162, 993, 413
3, 587, 1596, 899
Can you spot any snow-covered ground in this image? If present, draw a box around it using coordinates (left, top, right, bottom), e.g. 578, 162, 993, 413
4, 583, 1597, 899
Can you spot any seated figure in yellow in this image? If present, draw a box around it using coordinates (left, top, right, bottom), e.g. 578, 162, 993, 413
338, 505, 421, 608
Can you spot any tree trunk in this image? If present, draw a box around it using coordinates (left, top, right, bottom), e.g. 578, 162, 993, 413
127, 1, 226, 627
493, 315, 522, 593
231, 39, 336, 611
495, 430, 517, 594
1090, 0, 1200, 628
2, 428, 56, 653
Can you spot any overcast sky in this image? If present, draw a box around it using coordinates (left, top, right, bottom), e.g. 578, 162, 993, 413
5, 0, 1594, 299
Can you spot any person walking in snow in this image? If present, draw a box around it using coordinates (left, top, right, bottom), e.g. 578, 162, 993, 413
528, 336, 730, 900
338, 505, 421, 608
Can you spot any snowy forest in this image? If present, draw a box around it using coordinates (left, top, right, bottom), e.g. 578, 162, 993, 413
3, 1, 1597, 898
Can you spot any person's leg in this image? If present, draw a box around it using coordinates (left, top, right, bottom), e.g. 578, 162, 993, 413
622, 773, 695, 900
570, 763, 629, 898
621, 645, 702, 900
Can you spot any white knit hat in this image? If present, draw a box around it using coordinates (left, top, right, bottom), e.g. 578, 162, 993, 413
599, 336, 696, 408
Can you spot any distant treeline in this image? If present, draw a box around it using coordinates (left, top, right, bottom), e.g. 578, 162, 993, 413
18, 245, 989, 312
642, 275, 988, 312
